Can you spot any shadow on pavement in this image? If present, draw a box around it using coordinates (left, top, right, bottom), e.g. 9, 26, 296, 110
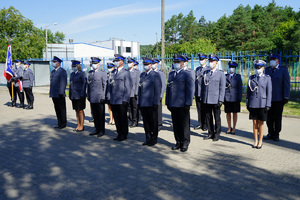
0, 116, 300, 200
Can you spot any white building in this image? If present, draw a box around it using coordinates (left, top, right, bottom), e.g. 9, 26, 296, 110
91, 38, 140, 58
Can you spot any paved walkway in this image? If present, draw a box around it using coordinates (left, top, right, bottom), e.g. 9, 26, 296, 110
0, 86, 300, 200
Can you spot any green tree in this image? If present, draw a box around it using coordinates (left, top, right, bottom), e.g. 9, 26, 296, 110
165, 13, 183, 44
0, 6, 45, 61
179, 10, 198, 43
39, 28, 65, 44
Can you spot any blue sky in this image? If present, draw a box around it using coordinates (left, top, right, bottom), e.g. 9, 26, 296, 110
1, 0, 299, 45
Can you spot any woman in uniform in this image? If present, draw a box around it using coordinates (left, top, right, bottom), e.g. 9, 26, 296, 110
246, 60, 272, 149
224, 61, 242, 135
106, 62, 115, 125
69, 60, 87, 132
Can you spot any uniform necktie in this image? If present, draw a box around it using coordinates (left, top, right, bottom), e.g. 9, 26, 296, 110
272, 68, 276, 73
210, 71, 213, 76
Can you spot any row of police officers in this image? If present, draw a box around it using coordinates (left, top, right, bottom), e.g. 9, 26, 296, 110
10, 52, 288, 152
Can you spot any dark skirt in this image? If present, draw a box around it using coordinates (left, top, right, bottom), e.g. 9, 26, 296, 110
249, 108, 267, 121
224, 101, 240, 113
72, 98, 86, 111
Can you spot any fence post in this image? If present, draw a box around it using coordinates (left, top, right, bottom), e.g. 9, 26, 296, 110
191, 53, 194, 70
280, 51, 283, 66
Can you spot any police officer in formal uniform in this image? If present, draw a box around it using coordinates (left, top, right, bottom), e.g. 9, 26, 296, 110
247, 60, 272, 149
22, 61, 35, 109
12, 59, 25, 108
69, 60, 87, 132
202, 54, 226, 141
50, 56, 67, 129
152, 58, 166, 131
7, 63, 17, 107
87, 57, 107, 137
224, 61, 242, 135
138, 58, 162, 146
194, 53, 209, 131
264, 53, 290, 141
166, 54, 195, 152
105, 62, 116, 125
110, 54, 133, 141
127, 57, 140, 128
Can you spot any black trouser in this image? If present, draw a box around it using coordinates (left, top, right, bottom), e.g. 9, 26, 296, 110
7, 83, 13, 101
91, 102, 105, 133
141, 106, 159, 143
52, 97, 67, 127
195, 97, 206, 127
128, 96, 138, 124
14, 86, 24, 104
158, 99, 163, 128
204, 104, 221, 139
24, 87, 34, 104
267, 101, 284, 137
111, 104, 129, 139
169, 106, 190, 148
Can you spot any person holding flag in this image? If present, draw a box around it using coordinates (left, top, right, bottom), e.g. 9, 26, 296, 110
3, 45, 16, 107
11, 59, 25, 108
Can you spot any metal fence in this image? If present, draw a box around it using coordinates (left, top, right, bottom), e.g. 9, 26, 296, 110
3, 50, 299, 100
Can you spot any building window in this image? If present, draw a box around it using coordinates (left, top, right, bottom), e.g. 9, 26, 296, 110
126, 47, 131, 53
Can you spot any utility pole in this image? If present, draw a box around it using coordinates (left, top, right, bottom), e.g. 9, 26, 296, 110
161, 0, 165, 68
156, 33, 158, 55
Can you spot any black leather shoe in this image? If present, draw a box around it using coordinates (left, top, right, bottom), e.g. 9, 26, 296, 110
180, 147, 188, 152
171, 145, 180, 150
142, 141, 149, 145
130, 123, 138, 128
89, 131, 98, 136
58, 126, 66, 129
194, 125, 202, 130
263, 133, 273, 140
273, 135, 280, 141
118, 137, 127, 141
26, 105, 33, 109
8, 102, 15, 107
16, 104, 24, 108
256, 144, 263, 149
54, 125, 60, 129
213, 138, 219, 142
203, 136, 213, 140
89, 119, 94, 123
97, 132, 105, 137
113, 137, 120, 141
202, 126, 208, 131
76, 128, 84, 132
147, 141, 156, 146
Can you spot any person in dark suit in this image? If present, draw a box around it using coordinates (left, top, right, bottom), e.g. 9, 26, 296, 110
138, 57, 162, 146
105, 62, 115, 125
247, 60, 272, 149
87, 57, 107, 137
50, 56, 67, 129
12, 59, 25, 108
127, 57, 140, 128
202, 54, 226, 141
224, 61, 243, 135
194, 53, 209, 131
22, 61, 35, 109
264, 53, 290, 141
69, 60, 87, 132
110, 54, 133, 141
152, 58, 166, 131
166, 54, 195, 152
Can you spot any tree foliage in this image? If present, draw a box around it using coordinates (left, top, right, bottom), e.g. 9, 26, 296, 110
0, 6, 65, 62
142, 1, 299, 55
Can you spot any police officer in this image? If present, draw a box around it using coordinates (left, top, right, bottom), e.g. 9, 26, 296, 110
22, 61, 34, 109
166, 54, 195, 152
110, 54, 133, 141
7, 64, 16, 107
87, 57, 107, 137
247, 60, 272, 149
152, 58, 166, 131
202, 54, 225, 141
224, 61, 242, 135
12, 59, 25, 108
264, 53, 290, 141
138, 58, 162, 146
69, 60, 87, 132
105, 62, 116, 125
194, 53, 209, 131
50, 56, 67, 129
127, 57, 140, 128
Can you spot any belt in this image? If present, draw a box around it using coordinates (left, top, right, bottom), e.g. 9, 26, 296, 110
23, 79, 29, 81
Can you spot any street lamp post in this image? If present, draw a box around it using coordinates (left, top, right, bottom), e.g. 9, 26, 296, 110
45, 23, 57, 60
